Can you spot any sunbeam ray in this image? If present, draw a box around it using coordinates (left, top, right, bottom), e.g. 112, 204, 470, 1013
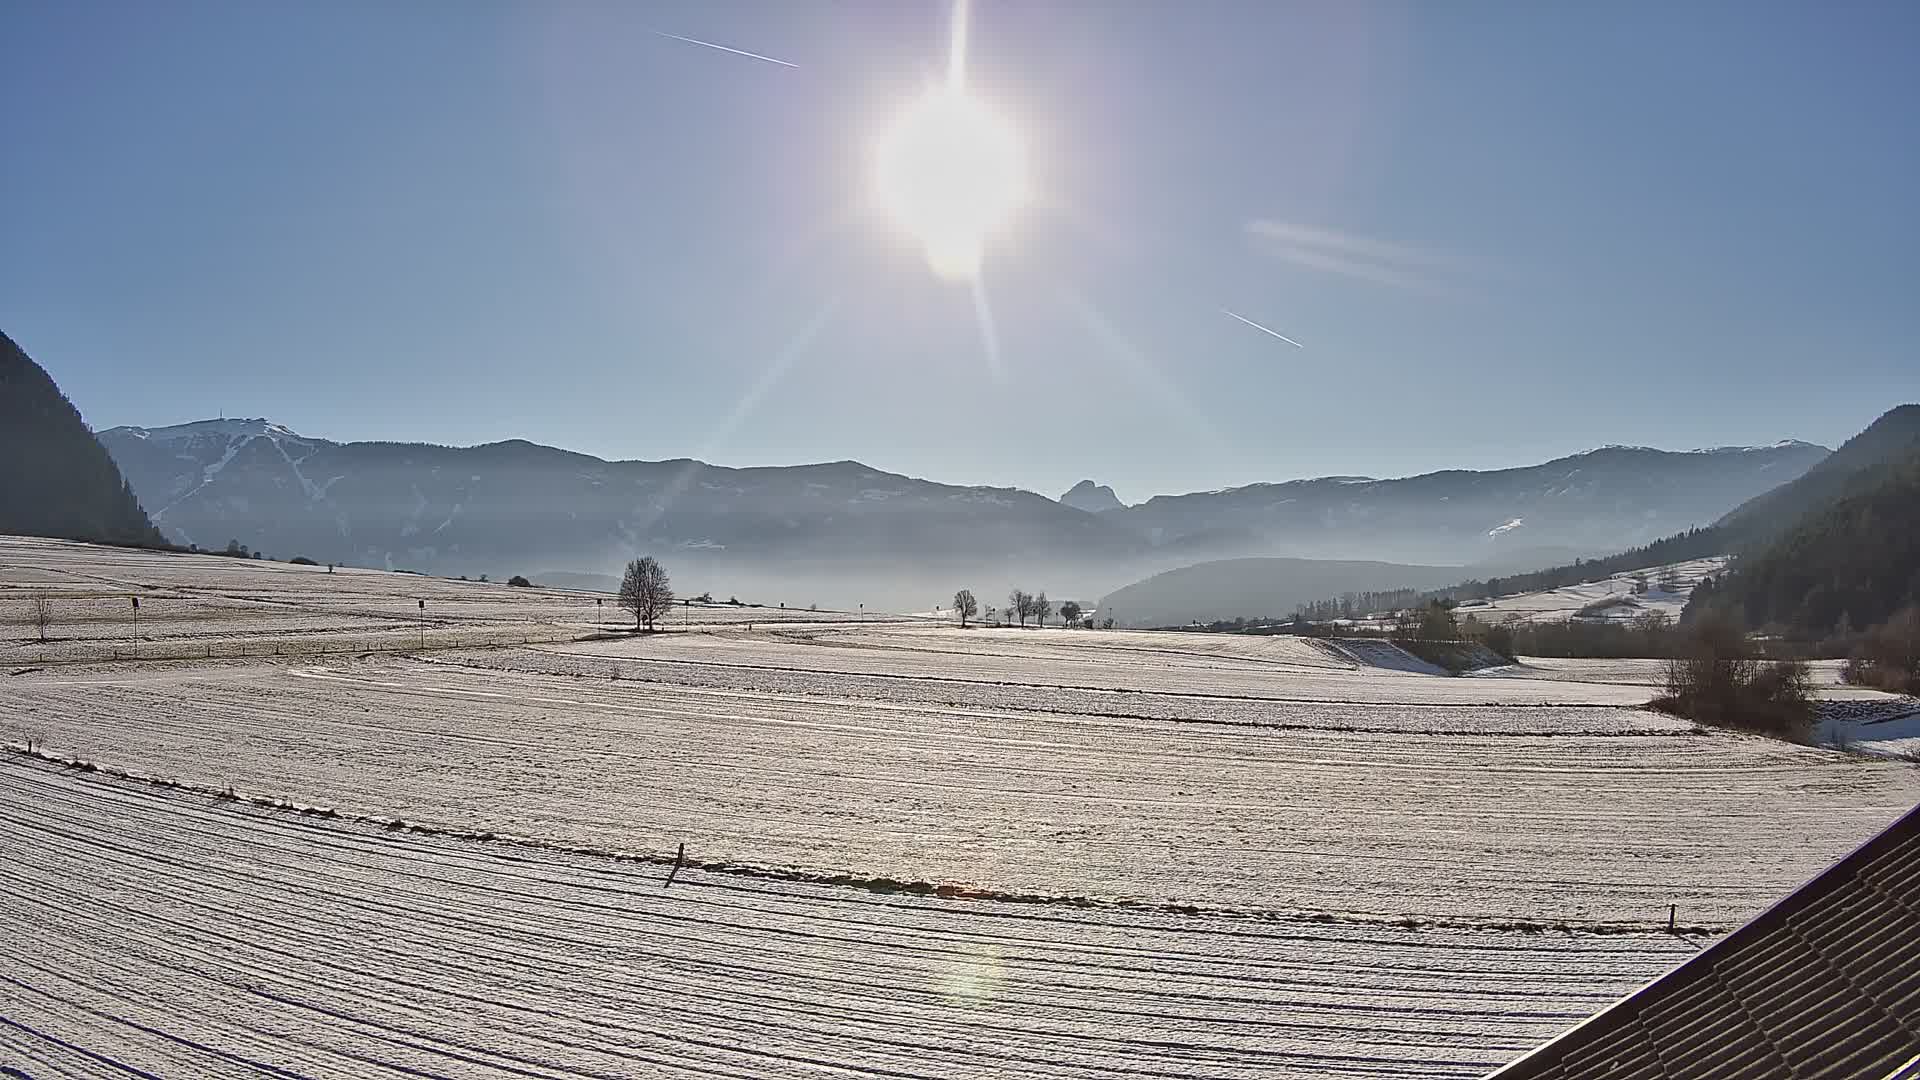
948, 0, 971, 89
1058, 283, 1232, 456
632, 295, 843, 538
969, 274, 1005, 383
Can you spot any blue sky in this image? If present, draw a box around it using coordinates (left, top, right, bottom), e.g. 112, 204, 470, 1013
4, 1, 1915, 502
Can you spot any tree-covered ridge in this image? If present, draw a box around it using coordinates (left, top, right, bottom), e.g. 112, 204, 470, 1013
0, 330, 165, 548
1302, 405, 1918, 626
1703, 447, 1920, 637
1715, 404, 1920, 543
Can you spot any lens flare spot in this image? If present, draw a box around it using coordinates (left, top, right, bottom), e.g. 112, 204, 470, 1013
933, 947, 1006, 1006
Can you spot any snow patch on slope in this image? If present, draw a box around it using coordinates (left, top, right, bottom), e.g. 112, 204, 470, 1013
115, 418, 307, 444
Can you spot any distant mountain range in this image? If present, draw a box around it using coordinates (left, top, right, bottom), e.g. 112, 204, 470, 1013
94, 415, 1831, 611
96, 418, 1131, 608
1127, 404, 1920, 631
1094, 441, 1829, 567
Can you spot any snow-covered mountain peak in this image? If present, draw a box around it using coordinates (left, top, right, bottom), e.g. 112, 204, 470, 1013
108, 417, 306, 443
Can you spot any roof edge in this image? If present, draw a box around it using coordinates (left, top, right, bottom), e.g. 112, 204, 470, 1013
1483, 798, 1920, 1077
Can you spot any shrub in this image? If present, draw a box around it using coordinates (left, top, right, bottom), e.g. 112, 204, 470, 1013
1653, 611, 1813, 737
1576, 595, 1640, 618
289, 556, 318, 566
507, 575, 532, 588
1402, 600, 1457, 641
1481, 622, 1516, 661
1844, 606, 1920, 694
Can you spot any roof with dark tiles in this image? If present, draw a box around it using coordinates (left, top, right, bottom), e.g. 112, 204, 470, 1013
1487, 801, 1920, 1080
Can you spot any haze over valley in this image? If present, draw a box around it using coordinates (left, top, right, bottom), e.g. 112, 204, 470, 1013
99, 413, 1828, 619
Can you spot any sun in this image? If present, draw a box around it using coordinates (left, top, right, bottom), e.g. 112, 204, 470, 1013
873, 86, 1029, 280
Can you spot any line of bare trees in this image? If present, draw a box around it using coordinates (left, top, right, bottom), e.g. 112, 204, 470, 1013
949, 588, 1091, 630
1006, 589, 1052, 628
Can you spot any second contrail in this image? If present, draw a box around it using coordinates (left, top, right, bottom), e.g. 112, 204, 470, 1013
649, 29, 798, 68
1222, 308, 1305, 348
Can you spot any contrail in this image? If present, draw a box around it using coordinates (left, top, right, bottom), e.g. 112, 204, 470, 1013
1221, 308, 1305, 348
649, 29, 798, 68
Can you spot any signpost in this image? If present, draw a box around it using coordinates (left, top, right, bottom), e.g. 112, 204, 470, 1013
131, 596, 140, 660
418, 598, 426, 650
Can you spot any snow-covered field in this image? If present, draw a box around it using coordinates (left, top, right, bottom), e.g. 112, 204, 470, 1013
0, 536, 921, 662
556, 628, 1658, 706
3, 537, 1917, 1077
1, 757, 1697, 1079
1456, 556, 1728, 625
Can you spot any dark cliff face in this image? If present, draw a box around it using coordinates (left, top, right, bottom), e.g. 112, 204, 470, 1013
0, 330, 164, 548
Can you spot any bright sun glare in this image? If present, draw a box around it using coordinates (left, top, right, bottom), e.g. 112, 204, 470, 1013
874, 87, 1029, 281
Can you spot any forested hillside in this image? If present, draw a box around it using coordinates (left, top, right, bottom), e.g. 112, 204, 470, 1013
0, 330, 165, 548
1700, 448, 1920, 637
1716, 404, 1920, 542
1390, 406, 1919, 623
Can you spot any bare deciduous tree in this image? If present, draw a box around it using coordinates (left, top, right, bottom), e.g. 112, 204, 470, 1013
618, 556, 674, 631
1008, 589, 1030, 627
29, 591, 53, 642
1032, 592, 1052, 628
952, 589, 978, 628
